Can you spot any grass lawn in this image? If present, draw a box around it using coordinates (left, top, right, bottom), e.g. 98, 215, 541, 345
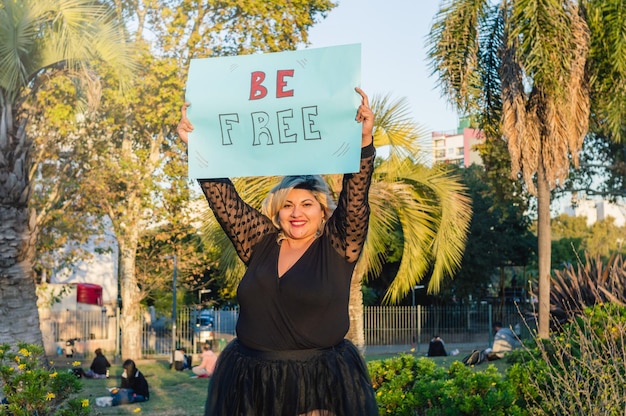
74, 360, 209, 415
69, 352, 510, 415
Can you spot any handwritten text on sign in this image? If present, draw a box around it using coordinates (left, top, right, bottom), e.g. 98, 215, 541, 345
185, 44, 361, 179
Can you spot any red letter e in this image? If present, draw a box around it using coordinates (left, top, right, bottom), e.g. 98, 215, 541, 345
276, 69, 294, 98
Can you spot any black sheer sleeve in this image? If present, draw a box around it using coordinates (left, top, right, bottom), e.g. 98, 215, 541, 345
197, 178, 275, 265
327, 143, 375, 263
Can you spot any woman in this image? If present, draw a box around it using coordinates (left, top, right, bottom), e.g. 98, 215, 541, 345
111, 359, 150, 405
192, 342, 217, 378
178, 87, 378, 415
85, 348, 111, 378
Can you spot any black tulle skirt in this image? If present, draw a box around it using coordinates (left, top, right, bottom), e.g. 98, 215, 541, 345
204, 339, 378, 416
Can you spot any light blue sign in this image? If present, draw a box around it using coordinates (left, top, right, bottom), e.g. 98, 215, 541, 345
185, 44, 362, 179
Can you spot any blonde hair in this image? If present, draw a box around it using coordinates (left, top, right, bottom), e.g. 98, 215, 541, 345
261, 175, 336, 231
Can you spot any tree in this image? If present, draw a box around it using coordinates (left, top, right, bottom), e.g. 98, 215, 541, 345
200, 95, 472, 349
551, 213, 626, 263
74, 0, 335, 359
427, 0, 626, 338
562, 134, 626, 200
0, 0, 134, 346
450, 163, 535, 302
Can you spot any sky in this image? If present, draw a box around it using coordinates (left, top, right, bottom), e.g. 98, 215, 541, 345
304, 0, 460, 135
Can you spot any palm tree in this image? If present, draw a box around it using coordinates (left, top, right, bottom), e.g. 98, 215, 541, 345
427, 0, 625, 338
0, 0, 134, 346
201, 95, 472, 349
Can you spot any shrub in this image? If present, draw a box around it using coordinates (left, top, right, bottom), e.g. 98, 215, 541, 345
0, 342, 89, 416
368, 354, 523, 415
551, 253, 626, 323
507, 303, 626, 415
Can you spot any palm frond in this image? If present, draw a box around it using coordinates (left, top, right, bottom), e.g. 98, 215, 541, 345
371, 94, 425, 158
389, 163, 470, 302
426, 0, 491, 112
584, 0, 626, 142
0, 0, 135, 104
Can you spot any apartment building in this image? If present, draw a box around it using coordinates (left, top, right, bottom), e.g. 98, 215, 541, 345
431, 118, 484, 167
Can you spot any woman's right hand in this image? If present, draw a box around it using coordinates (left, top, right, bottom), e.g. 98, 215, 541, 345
176, 102, 194, 144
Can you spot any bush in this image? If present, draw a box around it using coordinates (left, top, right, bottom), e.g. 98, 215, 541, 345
0, 342, 89, 416
368, 354, 523, 415
506, 303, 626, 415
551, 253, 626, 324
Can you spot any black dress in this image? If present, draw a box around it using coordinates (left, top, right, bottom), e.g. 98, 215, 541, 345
199, 144, 377, 416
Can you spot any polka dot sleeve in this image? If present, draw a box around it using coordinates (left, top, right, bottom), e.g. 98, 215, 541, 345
197, 178, 275, 265
327, 143, 375, 263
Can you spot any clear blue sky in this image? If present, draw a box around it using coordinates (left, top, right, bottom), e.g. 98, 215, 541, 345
305, 0, 460, 134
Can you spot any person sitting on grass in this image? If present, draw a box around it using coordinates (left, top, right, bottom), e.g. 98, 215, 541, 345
427, 335, 448, 357
485, 322, 522, 360
84, 348, 111, 379
111, 359, 150, 406
192, 342, 217, 378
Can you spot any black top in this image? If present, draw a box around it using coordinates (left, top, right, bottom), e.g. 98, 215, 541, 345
121, 369, 150, 398
90, 354, 111, 375
199, 144, 375, 351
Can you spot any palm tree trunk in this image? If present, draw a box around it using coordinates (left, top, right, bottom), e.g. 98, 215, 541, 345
0, 105, 44, 346
0, 208, 44, 346
537, 162, 552, 338
347, 269, 366, 355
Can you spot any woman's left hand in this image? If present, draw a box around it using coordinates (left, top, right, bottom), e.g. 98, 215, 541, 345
355, 87, 374, 148
177, 102, 194, 145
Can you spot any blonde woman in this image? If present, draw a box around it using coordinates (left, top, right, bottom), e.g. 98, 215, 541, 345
178, 87, 377, 416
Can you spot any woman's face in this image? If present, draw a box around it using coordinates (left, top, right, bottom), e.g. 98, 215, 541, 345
278, 188, 324, 241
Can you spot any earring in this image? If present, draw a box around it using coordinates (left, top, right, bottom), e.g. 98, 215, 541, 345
316, 219, 325, 238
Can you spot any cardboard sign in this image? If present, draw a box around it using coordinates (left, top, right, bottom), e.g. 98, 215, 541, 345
185, 44, 362, 178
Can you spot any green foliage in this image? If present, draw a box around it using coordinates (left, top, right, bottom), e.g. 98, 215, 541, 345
449, 162, 535, 301
368, 354, 523, 415
584, 0, 626, 142
550, 214, 626, 264
507, 303, 626, 415
0, 343, 89, 416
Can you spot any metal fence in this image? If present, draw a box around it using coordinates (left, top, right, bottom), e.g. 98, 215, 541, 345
140, 307, 239, 358
364, 304, 530, 348
40, 304, 531, 358
40, 308, 117, 357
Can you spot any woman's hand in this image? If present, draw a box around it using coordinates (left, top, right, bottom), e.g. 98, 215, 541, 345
176, 102, 194, 144
355, 87, 374, 148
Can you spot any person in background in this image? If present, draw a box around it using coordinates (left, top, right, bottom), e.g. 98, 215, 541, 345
171, 346, 191, 371
84, 348, 111, 378
427, 335, 448, 357
192, 342, 217, 378
177, 87, 378, 415
486, 322, 522, 360
111, 359, 150, 406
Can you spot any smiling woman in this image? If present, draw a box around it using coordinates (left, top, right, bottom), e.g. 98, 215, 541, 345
177, 88, 378, 415
263, 175, 335, 244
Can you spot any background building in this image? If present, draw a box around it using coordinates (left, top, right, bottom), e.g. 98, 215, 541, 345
562, 197, 626, 227
431, 118, 484, 167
